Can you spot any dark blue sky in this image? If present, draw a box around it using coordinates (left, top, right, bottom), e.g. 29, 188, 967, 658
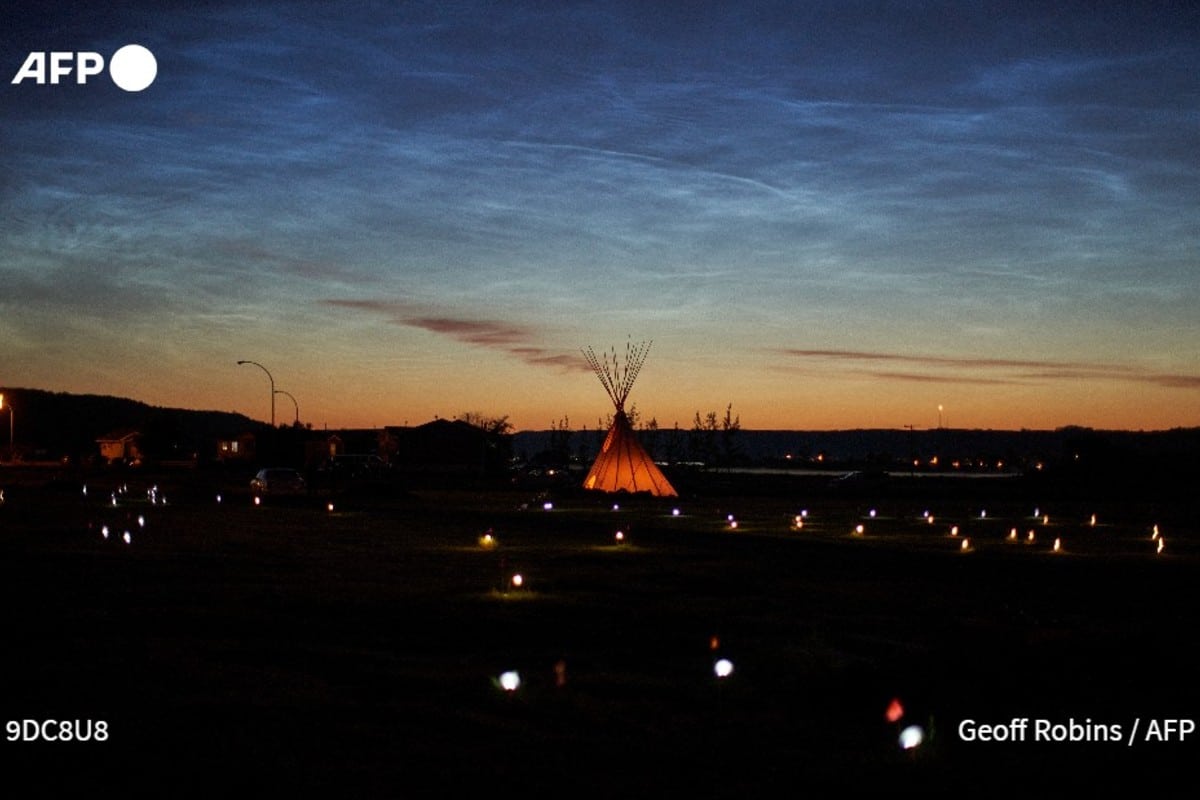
3, 1, 1198, 430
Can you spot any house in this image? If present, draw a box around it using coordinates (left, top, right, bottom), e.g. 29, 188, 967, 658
216, 432, 257, 462
97, 429, 143, 464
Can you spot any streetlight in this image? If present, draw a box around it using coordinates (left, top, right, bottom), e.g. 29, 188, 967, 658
0, 393, 11, 456
237, 360, 275, 427
274, 389, 299, 427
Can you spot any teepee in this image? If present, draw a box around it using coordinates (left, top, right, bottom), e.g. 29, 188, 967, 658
582, 340, 677, 497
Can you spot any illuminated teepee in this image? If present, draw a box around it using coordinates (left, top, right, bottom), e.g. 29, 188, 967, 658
582, 340, 678, 497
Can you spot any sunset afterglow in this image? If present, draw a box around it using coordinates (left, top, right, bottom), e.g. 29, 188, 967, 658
2, 2, 1197, 431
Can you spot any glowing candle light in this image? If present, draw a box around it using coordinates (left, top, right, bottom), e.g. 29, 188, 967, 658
614, 530, 625, 543
961, 538, 970, 551
1157, 538, 1165, 555
511, 573, 523, 588
1027, 530, 1036, 543
709, 635, 720, 651
327, 502, 335, 512
899, 725, 925, 750
1043, 515, 1049, 525
885, 698, 904, 723
1152, 525, 1160, 540
499, 671, 521, 692
729, 520, 738, 530
254, 496, 261, 506
1089, 514, 1096, 527
714, 658, 734, 678
479, 532, 496, 549
1008, 528, 1018, 541
1053, 538, 1061, 553
854, 524, 864, 536
927, 515, 935, 525
950, 525, 959, 537
1033, 507, 1040, 518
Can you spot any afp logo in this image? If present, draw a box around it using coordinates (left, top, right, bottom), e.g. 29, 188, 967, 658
11, 44, 157, 92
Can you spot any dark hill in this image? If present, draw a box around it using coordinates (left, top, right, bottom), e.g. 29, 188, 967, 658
0, 387, 263, 461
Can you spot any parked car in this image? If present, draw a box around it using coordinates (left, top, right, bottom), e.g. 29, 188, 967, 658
250, 468, 307, 495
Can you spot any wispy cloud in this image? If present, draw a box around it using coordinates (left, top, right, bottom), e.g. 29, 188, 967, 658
779, 348, 1200, 389
322, 298, 587, 371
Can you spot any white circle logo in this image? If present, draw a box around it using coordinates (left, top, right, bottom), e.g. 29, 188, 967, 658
109, 44, 156, 92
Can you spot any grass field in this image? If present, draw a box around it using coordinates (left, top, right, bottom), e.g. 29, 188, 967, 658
2, 468, 1197, 794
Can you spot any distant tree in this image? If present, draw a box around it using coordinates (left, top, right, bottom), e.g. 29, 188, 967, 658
689, 404, 741, 469
549, 415, 572, 463
641, 416, 660, 459
720, 403, 742, 467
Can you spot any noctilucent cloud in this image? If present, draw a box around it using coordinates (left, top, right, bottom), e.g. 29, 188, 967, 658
2, 1, 1197, 431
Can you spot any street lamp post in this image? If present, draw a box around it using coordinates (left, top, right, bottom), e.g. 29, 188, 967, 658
274, 389, 299, 427
0, 393, 11, 457
237, 360, 275, 427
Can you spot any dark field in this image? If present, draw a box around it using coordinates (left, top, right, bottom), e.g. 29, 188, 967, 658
2, 469, 1197, 794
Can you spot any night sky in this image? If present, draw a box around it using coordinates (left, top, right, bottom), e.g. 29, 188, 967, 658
3, 1, 1198, 431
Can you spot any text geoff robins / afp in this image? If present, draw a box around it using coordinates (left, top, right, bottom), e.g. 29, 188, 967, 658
958, 717, 1195, 745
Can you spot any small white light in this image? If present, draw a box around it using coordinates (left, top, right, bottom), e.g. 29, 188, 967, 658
101, 525, 109, 539
327, 502, 335, 512
800, 509, 808, 518
511, 573, 523, 588
980, 510, 987, 518
254, 496, 261, 506
137, 515, 145, 528
854, 524, 864, 535
950, 525, 959, 537
216, 494, 222, 504
543, 502, 553, 511
499, 670, 521, 692
672, 508, 681, 516
122, 531, 131, 545
1053, 537, 1061, 552
899, 724, 924, 750
614, 530, 625, 543
82, 485, 88, 497
727, 514, 735, 522
869, 509, 877, 518
729, 520, 738, 529
612, 503, 620, 511
714, 658, 734, 678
